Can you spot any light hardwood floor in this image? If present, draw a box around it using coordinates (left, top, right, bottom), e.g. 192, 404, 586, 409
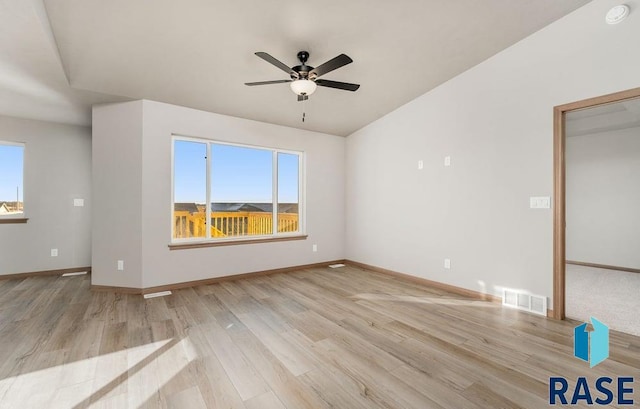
0, 265, 638, 408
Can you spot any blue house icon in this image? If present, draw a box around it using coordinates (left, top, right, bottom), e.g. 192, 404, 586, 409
574, 317, 609, 368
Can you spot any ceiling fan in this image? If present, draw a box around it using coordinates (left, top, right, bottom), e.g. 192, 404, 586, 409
245, 51, 360, 101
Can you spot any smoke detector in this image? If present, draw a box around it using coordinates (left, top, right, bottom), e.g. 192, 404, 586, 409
605, 5, 630, 24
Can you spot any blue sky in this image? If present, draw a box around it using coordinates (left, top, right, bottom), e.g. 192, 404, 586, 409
174, 141, 299, 203
0, 144, 24, 202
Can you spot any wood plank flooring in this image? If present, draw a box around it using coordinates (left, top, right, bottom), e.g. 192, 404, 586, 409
0, 265, 638, 408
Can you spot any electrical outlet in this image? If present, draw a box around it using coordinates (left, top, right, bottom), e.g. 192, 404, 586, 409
117, 260, 124, 271
73, 198, 84, 207
312, 244, 318, 252
444, 258, 451, 269
51, 248, 58, 257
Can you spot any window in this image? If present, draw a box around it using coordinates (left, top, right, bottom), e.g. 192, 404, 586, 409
0, 142, 25, 218
172, 137, 303, 242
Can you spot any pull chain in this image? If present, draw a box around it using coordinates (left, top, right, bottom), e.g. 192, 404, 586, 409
302, 96, 306, 122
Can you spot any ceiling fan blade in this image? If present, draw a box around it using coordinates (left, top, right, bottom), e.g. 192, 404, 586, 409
255, 52, 293, 74
315, 79, 360, 91
297, 94, 309, 102
245, 80, 292, 86
310, 54, 353, 78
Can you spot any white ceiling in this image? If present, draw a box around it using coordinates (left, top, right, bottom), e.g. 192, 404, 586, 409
0, 0, 125, 127
2, 0, 590, 136
566, 97, 640, 137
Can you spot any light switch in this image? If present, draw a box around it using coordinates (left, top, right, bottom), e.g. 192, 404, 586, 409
444, 156, 451, 167
74, 198, 84, 207
417, 160, 424, 170
530, 196, 551, 209
444, 258, 451, 269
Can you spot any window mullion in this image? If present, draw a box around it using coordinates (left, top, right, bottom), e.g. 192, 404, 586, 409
298, 152, 303, 234
206, 143, 211, 239
272, 150, 278, 236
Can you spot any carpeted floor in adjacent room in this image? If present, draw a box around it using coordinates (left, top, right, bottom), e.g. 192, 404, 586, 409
566, 263, 640, 336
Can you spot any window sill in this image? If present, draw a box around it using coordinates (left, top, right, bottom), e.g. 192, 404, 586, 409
0, 218, 28, 224
168, 234, 308, 250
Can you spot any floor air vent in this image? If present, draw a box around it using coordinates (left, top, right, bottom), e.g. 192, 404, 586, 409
143, 291, 172, 299
62, 271, 88, 277
503, 289, 547, 316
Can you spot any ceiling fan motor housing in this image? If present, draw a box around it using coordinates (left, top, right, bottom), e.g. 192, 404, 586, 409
291, 51, 314, 80
291, 66, 314, 80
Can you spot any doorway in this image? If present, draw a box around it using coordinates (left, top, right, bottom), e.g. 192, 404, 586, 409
553, 87, 640, 328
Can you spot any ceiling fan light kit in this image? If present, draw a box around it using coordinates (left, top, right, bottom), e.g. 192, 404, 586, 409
290, 79, 317, 96
245, 50, 360, 101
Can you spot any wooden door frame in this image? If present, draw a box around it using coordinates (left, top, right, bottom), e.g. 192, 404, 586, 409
553, 87, 640, 320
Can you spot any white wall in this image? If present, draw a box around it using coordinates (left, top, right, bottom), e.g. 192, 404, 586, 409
92, 100, 345, 289
92, 101, 143, 288
345, 0, 640, 303
0, 115, 91, 275
566, 127, 640, 269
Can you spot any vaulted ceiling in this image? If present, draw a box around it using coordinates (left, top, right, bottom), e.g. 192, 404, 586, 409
2, 0, 590, 136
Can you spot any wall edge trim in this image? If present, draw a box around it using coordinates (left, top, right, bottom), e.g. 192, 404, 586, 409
91, 259, 346, 294
0, 266, 92, 280
344, 259, 502, 303
566, 260, 640, 274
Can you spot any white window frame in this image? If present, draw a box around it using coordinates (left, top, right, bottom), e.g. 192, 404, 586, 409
0, 141, 26, 219
171, 135, 306, 244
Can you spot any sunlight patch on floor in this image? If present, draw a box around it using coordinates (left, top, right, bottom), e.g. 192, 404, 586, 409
126, 338, 194, 408
0, 338, 189, 409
